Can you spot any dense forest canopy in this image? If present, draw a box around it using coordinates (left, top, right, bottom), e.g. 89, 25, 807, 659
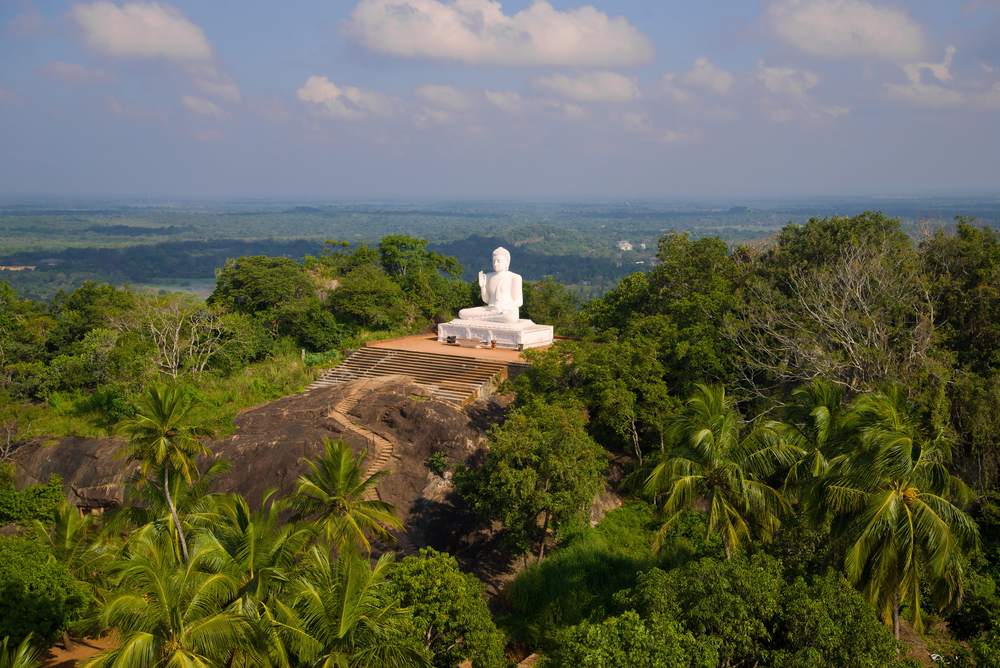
2, 207, 1000, 666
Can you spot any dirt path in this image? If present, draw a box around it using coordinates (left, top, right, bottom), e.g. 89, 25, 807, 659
43, 637, 117, 668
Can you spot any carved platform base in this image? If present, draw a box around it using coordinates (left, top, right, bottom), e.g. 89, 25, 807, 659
438, 318, 554, 351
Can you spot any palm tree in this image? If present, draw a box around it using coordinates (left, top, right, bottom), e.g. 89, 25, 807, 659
644, 384, 801, 559
114, 384, 215, 563
100, 458, 231, 563
0, 635, 43, 668
81, 530, 263, 668
33, 499, 117, 604
280, 546, 430, 668
773, 379, 851, 499
207, 492, 316, 667
805, 384, 980, 639
281, 439, 402, 554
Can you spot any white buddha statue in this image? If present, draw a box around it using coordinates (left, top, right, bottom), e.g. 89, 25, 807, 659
458, 247, 523, 324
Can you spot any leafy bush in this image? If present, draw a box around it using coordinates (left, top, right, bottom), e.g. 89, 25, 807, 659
0, 465, 63, 526
504, 531, 649, 649
425, 451, 449, 476
0, 537, 88, 647
89, 383, 135, 424
542, 610, 716, 668
389, 548, 506, 668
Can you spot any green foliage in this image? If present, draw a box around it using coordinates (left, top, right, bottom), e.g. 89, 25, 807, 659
520, 277, 582, 336
945, 570, 1000, 641
281, 438, 402, 554
644, 384, 798, 559
0, 634, 44, 668
456, 401, 606, 562
285, 548, 431, 668
389, 548, 506, 668
921, 218, 1000, 376
504, 530, 650, 649
424, 451, 449, 476
773, 572, 901, 668
329, 264, 409, 329
0, 466, 64, 526
542, 610, 714, 668
0, 536, 88, 647
805, 383, 980, 636
209, 255, 312, 316
114, 383, 216, 563
82, 530, 262, 668
303, 349, 340, 367
633, 554, 785, 667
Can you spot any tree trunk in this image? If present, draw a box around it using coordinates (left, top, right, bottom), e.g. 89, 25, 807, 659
164, 467, 189, 563
536, 509, 551, 567
631, 421, 642, 465
723, 540, 732, 561
892, 588, 900, 641
62, 631, 75, 651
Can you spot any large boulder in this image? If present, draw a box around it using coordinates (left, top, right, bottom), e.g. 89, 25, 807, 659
14, 377, 509, 559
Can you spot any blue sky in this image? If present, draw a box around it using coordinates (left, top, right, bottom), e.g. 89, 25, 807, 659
1, 0, 998, 199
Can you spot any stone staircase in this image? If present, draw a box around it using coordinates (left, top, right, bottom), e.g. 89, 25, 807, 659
327, 380, 418, 556
307, 347, 508, 406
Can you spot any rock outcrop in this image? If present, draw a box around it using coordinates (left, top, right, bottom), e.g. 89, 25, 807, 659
14, 376, 510, 561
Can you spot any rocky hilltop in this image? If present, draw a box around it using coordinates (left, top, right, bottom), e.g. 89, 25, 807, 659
14, 377, 511, 565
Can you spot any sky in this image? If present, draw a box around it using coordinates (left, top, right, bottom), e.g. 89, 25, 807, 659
1, 0, 999, 200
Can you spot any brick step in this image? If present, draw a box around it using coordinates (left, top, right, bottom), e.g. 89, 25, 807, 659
307, 347, 507, 405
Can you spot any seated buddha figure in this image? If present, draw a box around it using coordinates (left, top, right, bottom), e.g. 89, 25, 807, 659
458, 247, 523, 324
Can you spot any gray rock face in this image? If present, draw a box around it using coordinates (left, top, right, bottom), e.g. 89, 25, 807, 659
13, 377, 509, 560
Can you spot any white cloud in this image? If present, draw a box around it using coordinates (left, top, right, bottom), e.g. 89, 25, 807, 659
884, 46, 1000, 110
755, 60, 851, 121
531, 71, 641, 103
181, 95, 229, 119
9, 7, 54, 38
613, 109, 700, 143
766, 0, 929, 61
342, 0, 655, 67
678, 57, 734, 95
561, 103, 588, 120
646, 73, 698, 105
68, 1, 213, 60
108, 94, 167, 121
297, 76, 399, 120
485, 90, 525, 115
756, 61, 820, 100
414, 84, 474, 111
38, 61, 117, 86
193, 68, 242, 104
0, 86, 18, 104
414, 108, 459, 125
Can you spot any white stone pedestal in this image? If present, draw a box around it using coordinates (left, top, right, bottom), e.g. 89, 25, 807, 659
438, 318, 554, 350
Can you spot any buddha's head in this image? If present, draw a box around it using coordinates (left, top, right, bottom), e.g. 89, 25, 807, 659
492, 247, 510, 272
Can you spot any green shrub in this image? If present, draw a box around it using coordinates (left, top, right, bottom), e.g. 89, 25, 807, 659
0, 536, 88, 647
0, 467, 64, 526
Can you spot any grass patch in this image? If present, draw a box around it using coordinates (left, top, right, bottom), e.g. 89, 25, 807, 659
501, 502, 661, 650
23, 349, 317, 440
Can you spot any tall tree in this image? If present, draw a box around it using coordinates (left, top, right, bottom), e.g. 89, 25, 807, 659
387, 548, 506, 668
114, 384, 215, 563
805, 384, 980, 638
281, 438, 402, 554
644, 384, 800, 559
456, 401, 606, 565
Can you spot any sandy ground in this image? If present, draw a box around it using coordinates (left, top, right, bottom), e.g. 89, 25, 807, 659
43, 637, 117, 668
